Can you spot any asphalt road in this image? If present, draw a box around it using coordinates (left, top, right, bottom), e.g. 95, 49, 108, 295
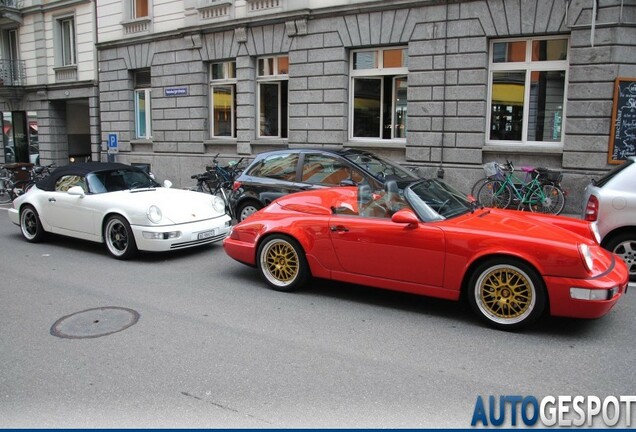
0, 204, 634, 428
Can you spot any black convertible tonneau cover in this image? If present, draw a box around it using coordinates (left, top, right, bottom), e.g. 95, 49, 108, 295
36, 162, 140, 192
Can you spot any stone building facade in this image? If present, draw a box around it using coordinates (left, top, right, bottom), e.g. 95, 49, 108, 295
13, 0, 635, 214
0, 0, 100, 168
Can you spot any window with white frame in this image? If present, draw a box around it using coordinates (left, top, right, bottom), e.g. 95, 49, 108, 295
488, 37, 568, 145
58, 16, 76, 66
132, 0, 149, 18
350, 47, 408, 140
210, 61, 236, 138
134, 69, 152, 139
257, 55, 288, 138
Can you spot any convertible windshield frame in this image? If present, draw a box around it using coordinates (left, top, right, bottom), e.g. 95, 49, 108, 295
404, 179, 473, 221
86, 169, 160, 194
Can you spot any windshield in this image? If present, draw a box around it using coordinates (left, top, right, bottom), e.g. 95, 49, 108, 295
343, 152, 416, 182
405, 179, 473, 221
86, 169, 160, 193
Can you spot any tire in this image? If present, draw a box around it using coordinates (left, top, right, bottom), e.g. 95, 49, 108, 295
20, 205, 46, 242
0, 178, 11, 203
603, 232, 636, 282
103, 215, 138, 260
470, 177, 489, 197
476, 180, 512, 209
237, 200, 263, 222
520, 185, 565, 215
467, 258, 546, 330
257, 235, 309, 292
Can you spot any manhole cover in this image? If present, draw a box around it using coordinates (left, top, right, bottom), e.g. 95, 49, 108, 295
51, 307, 140, 339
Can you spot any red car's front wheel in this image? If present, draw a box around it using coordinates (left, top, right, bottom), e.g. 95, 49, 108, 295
468, 258, 546, 330
257, 235, 309, 292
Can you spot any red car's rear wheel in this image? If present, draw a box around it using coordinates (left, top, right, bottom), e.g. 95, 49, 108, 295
468, 259, 546, 330
257, 235, 309, 292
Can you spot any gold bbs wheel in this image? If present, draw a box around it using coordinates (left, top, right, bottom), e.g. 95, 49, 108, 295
469, 259, 545, 330
257, 235, 308, 292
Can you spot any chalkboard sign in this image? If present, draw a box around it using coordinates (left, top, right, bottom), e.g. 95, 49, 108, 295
608, 77, 636, 164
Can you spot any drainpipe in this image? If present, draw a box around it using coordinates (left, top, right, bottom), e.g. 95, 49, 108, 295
437, 0, 449, 179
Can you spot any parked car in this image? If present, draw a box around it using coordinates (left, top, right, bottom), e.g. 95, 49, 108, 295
8, 162, 231, 259
582, 156, 636, 281
224, 179, 628, 330
229, 148, 419, 221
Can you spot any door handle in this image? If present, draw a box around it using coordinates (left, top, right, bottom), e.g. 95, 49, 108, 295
48, 197, 56, 202
330, 225, 349, 232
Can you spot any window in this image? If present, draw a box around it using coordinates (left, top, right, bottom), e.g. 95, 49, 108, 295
58, 17, 76, 66
300, 154, 364, 186
257, 55, 288, 138
350, 47, 408, 140
247, 152, 298, 181
488, 37, 568, 145
55, 175, 87, 193
132, 0, 149, 18
134, 69, 152, 139
210, 61, 236, 138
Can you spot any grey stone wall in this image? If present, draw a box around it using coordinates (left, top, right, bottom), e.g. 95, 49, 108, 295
96, 0, 636, 212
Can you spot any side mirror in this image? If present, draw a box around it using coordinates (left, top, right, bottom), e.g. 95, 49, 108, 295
163, 180, 173, 189
391, 209, 419, 227
67, 186, 85, 197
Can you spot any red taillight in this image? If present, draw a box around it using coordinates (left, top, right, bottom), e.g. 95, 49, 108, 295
232, 181, 241, 192
584, 195, 599, 221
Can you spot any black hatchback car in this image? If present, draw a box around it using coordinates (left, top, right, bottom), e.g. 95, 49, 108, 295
229, 148, 419, 221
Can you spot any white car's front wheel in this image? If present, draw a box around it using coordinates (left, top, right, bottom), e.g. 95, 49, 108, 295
104, 215, 138, 260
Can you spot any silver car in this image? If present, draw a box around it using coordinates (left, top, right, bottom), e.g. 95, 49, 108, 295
582, 156, 636, 281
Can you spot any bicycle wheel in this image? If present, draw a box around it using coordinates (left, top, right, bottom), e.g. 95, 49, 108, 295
0, 178, 12, 203
476, 180, 513, 209
470, 177, 489, 197
520, 184, 565, 214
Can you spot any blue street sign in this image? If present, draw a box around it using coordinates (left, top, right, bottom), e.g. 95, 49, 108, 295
108, 133, 118, 154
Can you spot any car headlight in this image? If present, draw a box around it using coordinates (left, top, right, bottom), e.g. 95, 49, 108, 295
147, 205, 163, 223
212, 196, 226, 214
579, 243, 594, 272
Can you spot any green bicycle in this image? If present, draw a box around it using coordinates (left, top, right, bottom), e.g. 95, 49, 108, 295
476, 161, 566, 215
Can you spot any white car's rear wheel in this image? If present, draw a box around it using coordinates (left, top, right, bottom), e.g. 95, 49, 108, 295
104, 215, 138, 260
20, 205, 46, 242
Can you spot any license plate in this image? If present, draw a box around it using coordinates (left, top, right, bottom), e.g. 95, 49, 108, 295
197, 230, 216, 240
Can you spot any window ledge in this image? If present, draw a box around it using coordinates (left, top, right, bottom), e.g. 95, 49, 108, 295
122, 17, 152, 35
344, 140, 406, 149
252, 138, 288, 146
204, 138, 237, 145
483, 144, 563, 156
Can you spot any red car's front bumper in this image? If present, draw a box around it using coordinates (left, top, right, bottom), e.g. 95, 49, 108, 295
544, 258, 629, 319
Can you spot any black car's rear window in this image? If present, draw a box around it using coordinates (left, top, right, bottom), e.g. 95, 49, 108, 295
594, 159, 633, 187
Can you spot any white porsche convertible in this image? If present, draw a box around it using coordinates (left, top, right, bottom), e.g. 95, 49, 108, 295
8, 162, 231, 259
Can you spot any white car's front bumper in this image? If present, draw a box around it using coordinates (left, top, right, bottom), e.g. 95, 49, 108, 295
131, 215, 232, 252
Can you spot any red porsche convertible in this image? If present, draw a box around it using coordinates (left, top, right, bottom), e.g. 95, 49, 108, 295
223, 179, 629, 330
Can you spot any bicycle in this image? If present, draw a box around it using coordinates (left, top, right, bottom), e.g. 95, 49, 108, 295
23, 163, 56, 194
0, 164, 33, 203
476, 160, 566, 214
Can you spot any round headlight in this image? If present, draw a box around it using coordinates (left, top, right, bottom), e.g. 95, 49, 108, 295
147, 205, 163, 223
212, 196, 226, 214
